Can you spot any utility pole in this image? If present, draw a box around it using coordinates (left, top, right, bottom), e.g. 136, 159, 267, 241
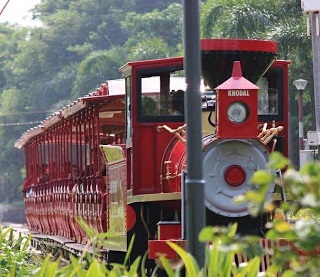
301, 1, 320, 156
182, 0, 205, 267
310, 12, 320, 132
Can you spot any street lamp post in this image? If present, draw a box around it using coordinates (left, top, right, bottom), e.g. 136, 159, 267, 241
294, 79, 308, 151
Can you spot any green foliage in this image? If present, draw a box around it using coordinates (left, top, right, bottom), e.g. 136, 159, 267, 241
0, 226, 37, 276
200, 0, 276, 39
38, 218, 145, 277
157, 224, 263, 277
126, 38, 177, 62
123, 3, 183, 50
71, 48, 126, 99
200, 0, 309, 69
247, 153, 320, 275
4, 153, 320, 276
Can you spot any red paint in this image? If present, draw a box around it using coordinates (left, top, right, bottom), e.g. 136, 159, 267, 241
126, 205, 136, 231
224, 165, 246, 187
215, 61, 259, 139
201, 38, 277, 52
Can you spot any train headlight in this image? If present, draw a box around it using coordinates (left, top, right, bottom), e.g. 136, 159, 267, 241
227, 102, 248, 123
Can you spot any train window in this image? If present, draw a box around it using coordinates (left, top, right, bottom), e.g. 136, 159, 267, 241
257, 77, 279, 115
257, 67, 284, 122
125, 76, 132, 146
137, 67, 186, 122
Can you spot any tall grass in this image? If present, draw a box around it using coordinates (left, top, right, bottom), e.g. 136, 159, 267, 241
0, 226, 37, 276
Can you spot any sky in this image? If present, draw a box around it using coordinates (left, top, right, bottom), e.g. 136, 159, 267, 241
0, 0, 41, 26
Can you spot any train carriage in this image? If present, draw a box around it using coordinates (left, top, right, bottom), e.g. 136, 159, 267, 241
15, 38, 290, 270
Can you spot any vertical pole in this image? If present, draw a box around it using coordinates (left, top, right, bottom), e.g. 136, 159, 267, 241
311, 12, 320, 133
182, 0, 205, 267
309, 12, 320, 159
298, 89, 304, 151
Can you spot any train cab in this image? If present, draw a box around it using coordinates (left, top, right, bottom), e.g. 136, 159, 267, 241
120, 58, 187, 197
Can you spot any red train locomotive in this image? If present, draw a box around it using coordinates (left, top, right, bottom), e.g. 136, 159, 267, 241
15, 39, 290, 267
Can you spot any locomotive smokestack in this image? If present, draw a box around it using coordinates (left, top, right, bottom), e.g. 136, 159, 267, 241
232, 61, 242, 78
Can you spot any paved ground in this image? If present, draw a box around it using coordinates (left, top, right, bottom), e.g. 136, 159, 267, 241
1, 222, 29, 236
0, 203, 26, 224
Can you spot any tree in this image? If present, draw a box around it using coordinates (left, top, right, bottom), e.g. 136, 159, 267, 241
0, 88, 29, 201
127, 37, 178, 62
201, 0, 279, 38
123, 3, 184, 52
200, 0, 306, 58
71, 47, 127, 99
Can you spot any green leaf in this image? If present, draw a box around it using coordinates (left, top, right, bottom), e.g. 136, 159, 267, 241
268, 152, 290, 169
274, 221, 292, 233
86, 259, 103, 277
198, 226, 215, 242
300, 162, 320, 176
228, 223, 238, 237
251, 170, 274, 186
123, 234, 135, 266
248, 257, 261, 277
46, 260, 60, 277
66, 255, 83, 277
158, 256, 175, 277
140, 251, 148, 277
167, 242, 199, 276
282, 269, 298, 277
245, 191, 265, 203
34, 255, 51, 277
128, 256, 141, 275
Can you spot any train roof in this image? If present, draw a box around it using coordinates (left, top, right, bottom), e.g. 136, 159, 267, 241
15, 79, 126, 149
15, 76, 190, 149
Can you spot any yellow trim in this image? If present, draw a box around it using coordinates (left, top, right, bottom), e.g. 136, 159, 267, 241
100, 145, 125, 165
127, 192, 181, 204
127, 192, 290, 204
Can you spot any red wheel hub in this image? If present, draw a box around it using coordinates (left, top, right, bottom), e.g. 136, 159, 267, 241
224, 165, 246, 187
